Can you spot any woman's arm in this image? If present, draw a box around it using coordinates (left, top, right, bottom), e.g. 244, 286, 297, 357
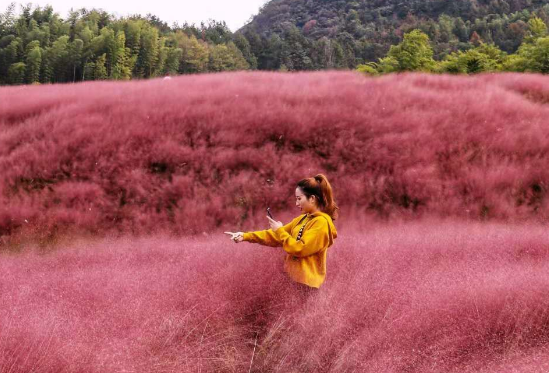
275, 218, 329, 257
243, 219, 295, 247
243, 229, 282, 247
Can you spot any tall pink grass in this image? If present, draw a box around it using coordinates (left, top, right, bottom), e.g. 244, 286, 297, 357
1, 72, 549, 243
2, 222, 549, 372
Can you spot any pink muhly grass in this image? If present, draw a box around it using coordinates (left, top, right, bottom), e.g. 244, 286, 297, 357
2, 222, 549, 372
1, 72, 549, 243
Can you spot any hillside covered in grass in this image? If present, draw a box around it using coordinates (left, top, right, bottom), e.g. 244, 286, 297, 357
1, 71, 549, 245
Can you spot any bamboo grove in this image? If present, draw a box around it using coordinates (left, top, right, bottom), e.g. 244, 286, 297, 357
0, 4, 252, 85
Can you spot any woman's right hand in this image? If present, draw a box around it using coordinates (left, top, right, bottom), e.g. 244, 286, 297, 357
224, 231, 244, 243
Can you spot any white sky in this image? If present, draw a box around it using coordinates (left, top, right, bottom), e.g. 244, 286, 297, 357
9, 0, 268, 31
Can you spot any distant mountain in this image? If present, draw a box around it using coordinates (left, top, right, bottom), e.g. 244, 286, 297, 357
239, 0, 549, 65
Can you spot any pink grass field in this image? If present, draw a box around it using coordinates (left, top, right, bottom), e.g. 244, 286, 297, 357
3, 223, 549, 372
2, 72, 549, 371
1, 72, 549, 244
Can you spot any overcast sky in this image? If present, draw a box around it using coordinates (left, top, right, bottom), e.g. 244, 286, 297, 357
10, 0, 268, 31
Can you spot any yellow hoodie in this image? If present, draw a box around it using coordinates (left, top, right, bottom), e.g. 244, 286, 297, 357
242, 211, 338, 288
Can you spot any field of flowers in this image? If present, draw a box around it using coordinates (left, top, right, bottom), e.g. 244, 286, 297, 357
1, 71, 549, 372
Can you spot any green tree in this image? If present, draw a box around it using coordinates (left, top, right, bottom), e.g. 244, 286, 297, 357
89, 27, 117, 76
135, 24, 159, 77
25, 18, 46, 46
83, 60, 95, 80
5, 36, 22, 62
438, 14, 456, 43
48, 35, 70, 82
68, 38, 83, 82
439, 43, 506, 73
336, 32, 359, 68
176, 32, 209, 73
78, 25, 94, 46
25, 39, 41, 83
40, 46, 52, 82
201, 20, 232, 45
124, 20, 142, 57
311, 37, 334, 69
0, 37, 21, 80
233, 33, 257, 69
94, 53, 107, 79
356, 62, 379, 75
227, 41, 249, 70
374, 56, 400, 73
525, 17, 548, 42
111, 31, 132, 80
208, 42, 249, 71
7, 61, 25, 84
528, 37, 549, 72
163, 47, 182, 75
260, 34, 284, 70
385, 29, 436, 72
14, 4, 31, 38
155, 37, 168, 76
281, 26, 313, 71
454, 17, 469, 42
0, 3, 17, 37
504, 18, 549, 73
331, 40, 346, 68
242, 30, 264, 66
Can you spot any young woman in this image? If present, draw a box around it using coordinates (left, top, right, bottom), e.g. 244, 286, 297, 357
225, 174, 338, 289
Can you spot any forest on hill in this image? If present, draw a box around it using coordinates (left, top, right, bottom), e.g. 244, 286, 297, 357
2, 1, 549, 84
242, 0, 549, 62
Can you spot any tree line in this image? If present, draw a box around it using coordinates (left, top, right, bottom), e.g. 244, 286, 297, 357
0, 2, 362, 84
0, 4, 253, 85
356, 17, 549, 75
2, 3, 549, 85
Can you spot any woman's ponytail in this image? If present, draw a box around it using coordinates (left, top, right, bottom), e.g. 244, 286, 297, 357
314, 174, 339, 220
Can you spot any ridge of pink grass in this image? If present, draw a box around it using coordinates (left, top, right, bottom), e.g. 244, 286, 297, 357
1, 72, 549, 243
2, 221, 549, 372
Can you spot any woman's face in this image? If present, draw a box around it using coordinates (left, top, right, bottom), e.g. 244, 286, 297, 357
295, 187, 317, 214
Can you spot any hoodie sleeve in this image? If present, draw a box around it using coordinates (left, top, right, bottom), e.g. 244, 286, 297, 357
274, 218, 330, 257
243, 220, 294, 247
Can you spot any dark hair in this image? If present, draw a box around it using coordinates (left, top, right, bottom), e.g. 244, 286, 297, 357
296, 174, 339, 220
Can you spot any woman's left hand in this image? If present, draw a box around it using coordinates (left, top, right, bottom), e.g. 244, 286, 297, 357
267, 216, 283, 231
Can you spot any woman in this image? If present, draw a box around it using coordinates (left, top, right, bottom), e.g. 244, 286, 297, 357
225, 174, 338, 289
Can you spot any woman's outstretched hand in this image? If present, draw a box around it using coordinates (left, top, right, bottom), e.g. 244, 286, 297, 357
224, 231, 244, 243
267, 216, 283, 231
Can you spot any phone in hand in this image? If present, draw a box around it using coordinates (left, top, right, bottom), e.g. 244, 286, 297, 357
267, 207, 274, 220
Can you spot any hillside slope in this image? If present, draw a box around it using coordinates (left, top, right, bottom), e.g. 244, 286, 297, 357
240, 0, 549, 62
1, 71, 549, 244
